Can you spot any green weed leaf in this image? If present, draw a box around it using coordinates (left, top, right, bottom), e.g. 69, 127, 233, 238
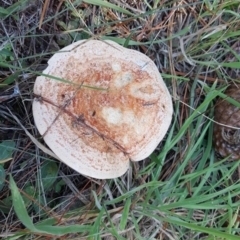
38, 161, 58, 191
0, 140, 15, 163
9, 175, 92, 236
0, 165, 6, 191
9, 174, 38, 231
0, 196, 12, 214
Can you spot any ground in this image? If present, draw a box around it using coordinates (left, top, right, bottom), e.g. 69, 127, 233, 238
1, 0, 240, 239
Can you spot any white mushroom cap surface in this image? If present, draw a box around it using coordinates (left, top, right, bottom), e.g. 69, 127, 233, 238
33, 40, 173, 179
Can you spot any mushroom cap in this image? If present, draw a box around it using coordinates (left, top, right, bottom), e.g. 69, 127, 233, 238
33, 40, 173, 179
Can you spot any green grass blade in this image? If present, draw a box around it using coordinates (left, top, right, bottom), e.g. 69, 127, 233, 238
83, 0, 134, 16
119, 197, 131, 231
36, 224, 92, 235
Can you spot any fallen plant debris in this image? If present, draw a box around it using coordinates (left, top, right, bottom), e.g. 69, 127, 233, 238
0, 85, 19, 103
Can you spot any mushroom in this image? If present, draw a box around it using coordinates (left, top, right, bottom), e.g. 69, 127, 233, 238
33, 40, 173, 179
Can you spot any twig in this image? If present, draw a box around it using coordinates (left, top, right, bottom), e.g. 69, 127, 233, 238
33, 94, 128, 155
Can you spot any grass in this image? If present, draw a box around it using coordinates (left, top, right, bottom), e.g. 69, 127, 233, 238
1, 0, 240, 239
